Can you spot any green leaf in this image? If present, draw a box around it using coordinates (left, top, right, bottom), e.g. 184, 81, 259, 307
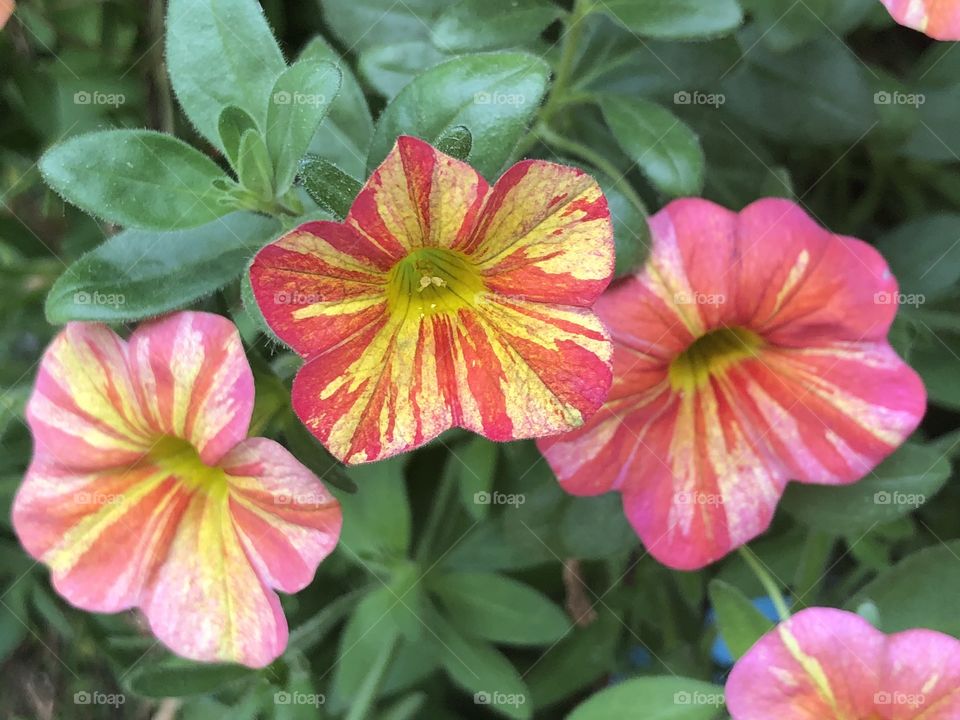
266, 60, 342, 194
378, 693, 427, 720
124, 658, 256, 697
278, 652, 325, 720
0, 385, 30, 439
847, 541, 960, 636
432, 572, 568, 646
45, 213, 279, 324
435, 125, 473, 162
237, 129, 274, 200
300, 36, 375, 178
320, 0, 447, 52
567, 677, 725, 720
876, 214, 960, 300
338, 458, 412, 559
526, 610, 621, 708
0, 580, 31, 663
780, 443, 951, 534
453, 436, 497, 520
430, 607, 532, 719
299, 155, 362, 219
360, 41, 450, 100
721, 36, 876, 146
594, 169, 650, 277
218, 106, 261, 171
368, 52, 550, 179
332, 587, 401, 704
739, 0, 875, 51
708, 579, 774, 660
287, 588, 364, 652
598, 95, 705, 197
909, 330, 960, 410
166, 0, 285, 149
559, 494, 637, 559
40, 130, 232, 230
432, 0, 561, 51
599, 0, 744, 39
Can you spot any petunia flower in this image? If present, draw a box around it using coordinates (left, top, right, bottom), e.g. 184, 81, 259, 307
13, 311, 342, 668
880, 0, 960, 40
726, 607, 960, 718
249, 135, 614, 464
538, 198, 925, 570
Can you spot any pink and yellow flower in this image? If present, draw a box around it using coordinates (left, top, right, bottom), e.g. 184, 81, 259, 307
880, 0, 960, 40
249, 135, 615, 464
13, 311, 342, 668
726, 607, 960, 718
538, 198, 925, 570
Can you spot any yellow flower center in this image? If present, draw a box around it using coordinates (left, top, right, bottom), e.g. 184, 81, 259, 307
387, 247, 486, 317
669, 326, 763, 392
149, 435, 228, 496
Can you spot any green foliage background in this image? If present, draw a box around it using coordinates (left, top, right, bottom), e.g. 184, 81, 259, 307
2, 0, 960, 718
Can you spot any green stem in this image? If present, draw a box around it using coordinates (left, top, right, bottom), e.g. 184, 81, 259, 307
738, 547, 791, 622
535, 123, 649, 217
542, 0, 593, 123
512, 0, 593, 158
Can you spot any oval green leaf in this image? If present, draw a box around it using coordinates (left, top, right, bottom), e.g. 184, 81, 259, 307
40, 129, 232, 230
368, 52, 550, 179
45, 212, 279, 324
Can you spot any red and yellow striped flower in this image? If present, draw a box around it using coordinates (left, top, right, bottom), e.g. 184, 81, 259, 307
726, 607, 960, 718
13, 311, 342, 668
539, 198, 926, 570
249, 135, 615, 464
880, 0, 960, 39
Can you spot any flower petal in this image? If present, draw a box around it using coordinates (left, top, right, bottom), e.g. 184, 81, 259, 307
221, 437, 342, 593
728, 342, 925, 485
13, 460, 189, 613
292, 296, 613, 464
468, 160, 614, 305
347, 135, 489, 256
880, 0, 960, 40
127, 311, 254, 465
27, 323, 151, 471
882, 629, 960, 716
726, 608, 884, 719
249, 221, 391, 356
733, 198, 899, 345
141, 490, 287, 668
